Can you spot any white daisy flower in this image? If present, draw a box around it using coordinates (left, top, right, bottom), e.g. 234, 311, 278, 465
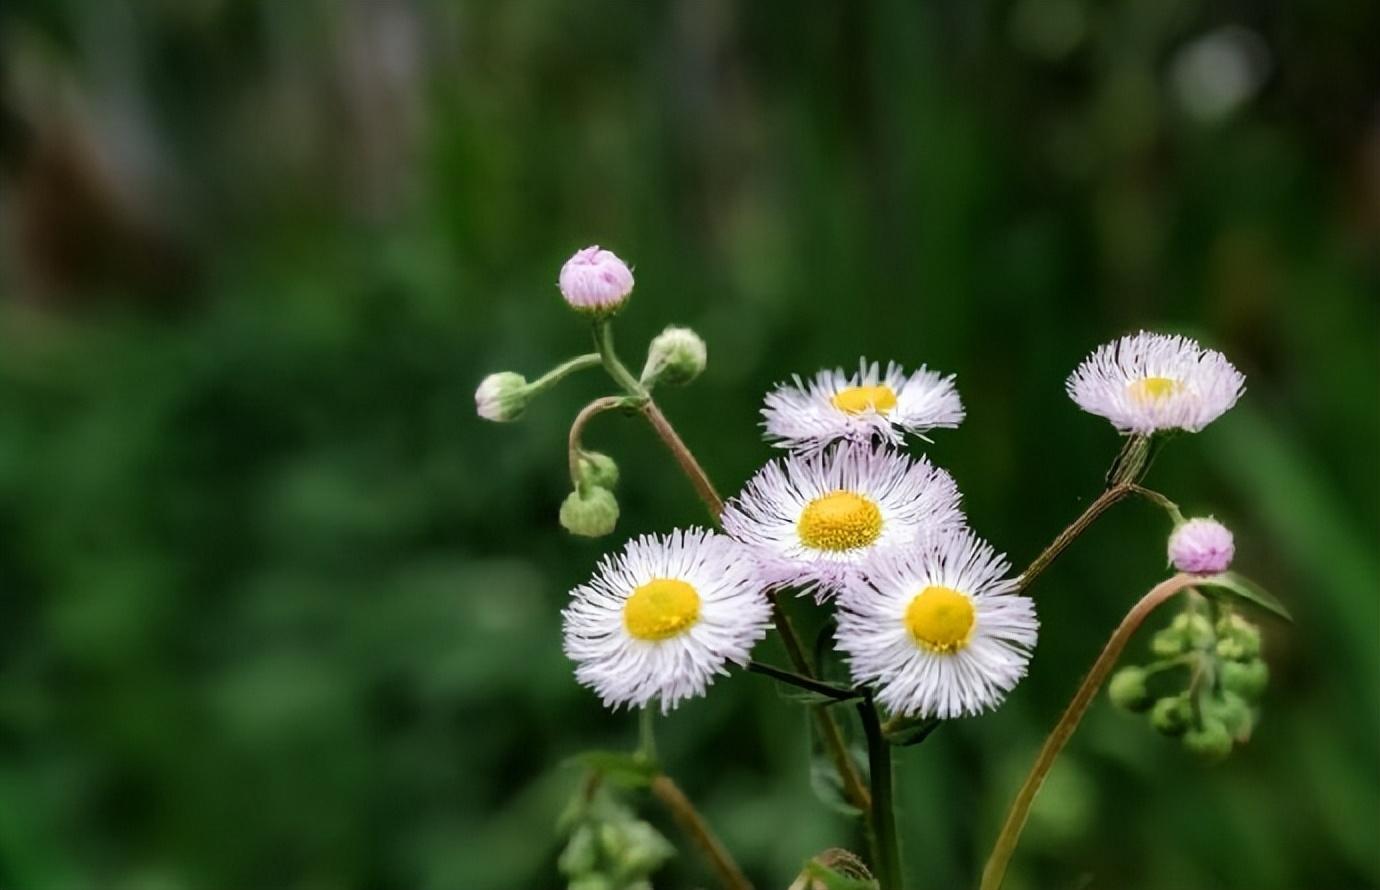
562, 528, 772, 714
1066, 332, 1245, 435
836, 528, 1038, 719
762, 359, 964, 455
721, 442, 964, 600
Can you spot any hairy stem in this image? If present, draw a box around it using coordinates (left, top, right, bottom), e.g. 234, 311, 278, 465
858, 697, 902, 890
979, 573, 1201, 890
651, 774, 754, 890
1016, 485, 1133, 591
567, 396, 632, 486
530, 352, 602, 393
641, 399, 724, 518
589, 321, 871, 821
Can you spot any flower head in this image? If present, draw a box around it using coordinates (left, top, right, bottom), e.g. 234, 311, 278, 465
1066, 332, 1245, 435
835, 528, 1038, 719
559, 246, 634, 313
475, 371, 529, 422
722, 442, 964, 600
562, 528, 771, 713
1168, 517, 1235, 574
762, 360, 964, 455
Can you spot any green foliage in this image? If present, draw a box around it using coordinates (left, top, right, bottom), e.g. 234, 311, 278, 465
0, 0, 1374, 888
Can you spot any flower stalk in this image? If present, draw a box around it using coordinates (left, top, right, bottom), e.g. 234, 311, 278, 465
651, 774, 754, 890
979, 572, 1202, 890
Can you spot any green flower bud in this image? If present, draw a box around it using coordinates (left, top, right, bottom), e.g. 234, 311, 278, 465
560, 486, 619, 538
1214, 614, 1262, 661
576, 451, 620, 490
1183, 716, 1234, 761
557, 825, 600, 878
1151, 628, 1187, 658
640, 326, 707, 388
474, 372, 530, 422
1220, 659, 1269, 701
1108, 666, 1151, 712
1208, 691, 1254, 740
616, 820, 675, 876
1150, 695, 1193, 736
567, 877, 614, 890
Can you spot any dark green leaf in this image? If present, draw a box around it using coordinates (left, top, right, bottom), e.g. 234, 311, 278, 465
884, 716, 942, 747
1196, 571, 1293, 623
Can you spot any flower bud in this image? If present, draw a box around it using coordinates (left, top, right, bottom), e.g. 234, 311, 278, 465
1168, 517, 1235, 574
1181, 613, 1215, 649
557, 825, 599, 877
1183, 716, 1234, 761
1150, 695, 1192, 736
559, 246, 634, 314
474, 372, 529, 422
1214, 613, 1262, 661
1108, 666, 1151, 712
576, 451, 620, 490
560, 486, 619, 538
1207, 691, 1254, 740
1151, 627, 1187, 658
615, 820, 675, 875
1220, 658, 1269, 701
640, 326, 707, 387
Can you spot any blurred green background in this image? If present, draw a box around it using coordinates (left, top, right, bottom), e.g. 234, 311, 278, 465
0, 1, 1376, 888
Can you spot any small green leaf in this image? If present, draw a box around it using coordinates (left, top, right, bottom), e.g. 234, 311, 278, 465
777, 685, 864, 706
884, 715, 942, 746
809, 753, 864, 817
569, 750, 657, 788
1196, 571, 1293, 623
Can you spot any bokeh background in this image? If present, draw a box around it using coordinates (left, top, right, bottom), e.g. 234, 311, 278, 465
0, 2, 1377, 888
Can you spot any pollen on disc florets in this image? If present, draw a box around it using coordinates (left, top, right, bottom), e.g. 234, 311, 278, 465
1126, 376, 1181, 404
904, 585, 976, 654
797, 490, 884, 552
831, 384, 898, 415
623, 578, 701, 641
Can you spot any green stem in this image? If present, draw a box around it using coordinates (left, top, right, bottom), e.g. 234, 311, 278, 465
1017, 485, 1133, 592
593, 321, 648, 398
859, 696, 902, 890
747, 661, 861, 702
979, 573, 1201, 890
529, 352, 602, 394
567, 396, 633, 486
637, 706, 658, 764
1128, 484, 1185, 524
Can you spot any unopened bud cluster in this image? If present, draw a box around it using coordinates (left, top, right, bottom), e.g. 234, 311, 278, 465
561, 451, 623, 538
558, 789, 673, 890
1109, 601, 1269, 762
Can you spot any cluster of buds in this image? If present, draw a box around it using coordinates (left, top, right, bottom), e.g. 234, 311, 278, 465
1110, 544, 1269, 762
557, 788, 674, 890
474, 246, 707, 539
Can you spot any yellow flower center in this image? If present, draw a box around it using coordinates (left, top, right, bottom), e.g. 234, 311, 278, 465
797, 491, 883, 552
1126, 376, 1180, 403
904, 586, 976, 654
831, 385, 898, 415
624, 578, 701, 641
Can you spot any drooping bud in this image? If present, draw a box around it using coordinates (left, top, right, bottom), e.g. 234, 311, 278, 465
474, 372, 530, 422
1151, 627, 1187, 658
1183, 716, 1234, 761
1150, 694, 1192, 736
1168, 517, 1235, 574
640, 326, 707, 387
1208, 691, 1254, 740
559, 246, 634, 314
576, 451, 620, 490
1108, 666, 1151, 712
1220, 658, 1269, 701
560, 486, 620, 538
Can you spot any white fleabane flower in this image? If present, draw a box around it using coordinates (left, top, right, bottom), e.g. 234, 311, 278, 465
1066, 332, 1245, 435
762, 359, 964, 455
836, 529, 1038, 719
562, 528, 772, 714
722, 442, 964, 600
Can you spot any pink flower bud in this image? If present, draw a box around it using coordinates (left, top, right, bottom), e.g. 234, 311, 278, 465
1168, 518, 1235, 575
558, 246, 634, 312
